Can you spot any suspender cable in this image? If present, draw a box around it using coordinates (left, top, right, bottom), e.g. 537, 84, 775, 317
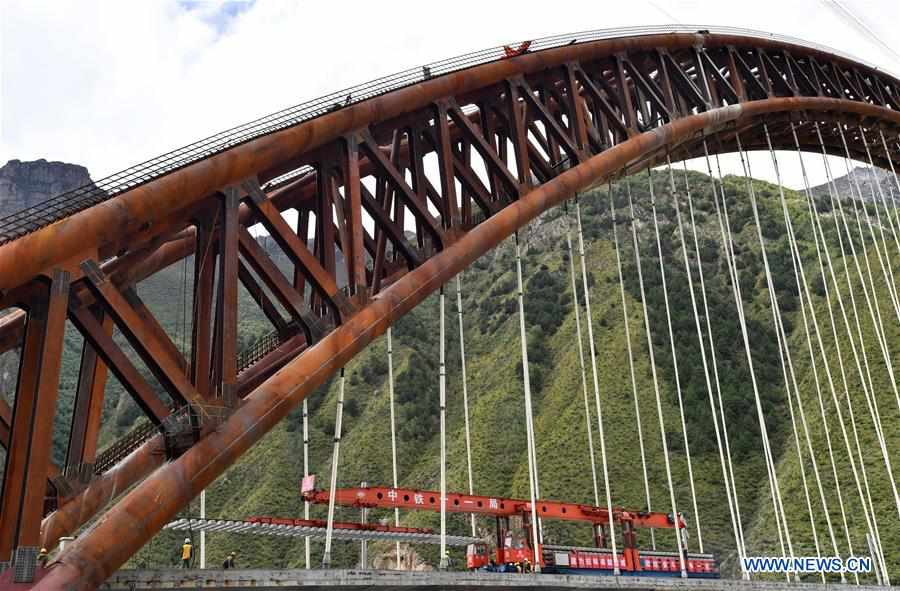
878, 130, 900, 245
573, 203, 620, 574
513, 232, 543, 572
799, 128, 886, 576
782, 124, 852, 581
836, 126, 900, 367
303, 398, 311, 569
836, 129, 900, 517
322, 368, 346, 568
713, 145, 788, 568
700, 142, 748, 564
818, 124, 900, 523
860, 127, 900, 281
386, 327, 401, 567
608, 190, 654, 549
438, 285, 449, 570
652, 164, 703, 554
837, 125, 900, 326
735, 134, 798, 569
625, 177, 686, 578
455, 275, 477, 537
764, 125, 846, 579
670, 159, 742, 563
566, 203, 601, 508
814, 126, 894, 583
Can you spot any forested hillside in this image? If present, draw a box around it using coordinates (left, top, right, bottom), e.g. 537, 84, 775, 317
2, 162, 896, 580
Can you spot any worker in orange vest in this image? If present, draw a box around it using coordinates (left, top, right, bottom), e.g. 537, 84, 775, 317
181, 538, 193, 568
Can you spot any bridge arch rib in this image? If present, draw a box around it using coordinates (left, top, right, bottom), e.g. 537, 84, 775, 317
0, 27, 896, 588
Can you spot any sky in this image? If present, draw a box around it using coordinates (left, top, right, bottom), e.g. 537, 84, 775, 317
2, 0, 900, 191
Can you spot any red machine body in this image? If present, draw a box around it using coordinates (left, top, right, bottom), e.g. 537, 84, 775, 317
300, 475, 719, 578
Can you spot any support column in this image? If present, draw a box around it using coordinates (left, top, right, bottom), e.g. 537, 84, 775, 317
0, 271, 69, 581
216, 189, 240, 407
66, 312, 112, 467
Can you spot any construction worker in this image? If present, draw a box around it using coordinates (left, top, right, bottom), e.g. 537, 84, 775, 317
37, 548, 49, 567
523, 558, 531, 573
223, 551, 236, 569
181, 538, 193, 568
444, 550, 452, 569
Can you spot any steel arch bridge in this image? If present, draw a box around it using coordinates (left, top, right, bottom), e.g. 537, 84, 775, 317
0, 25, 897, 589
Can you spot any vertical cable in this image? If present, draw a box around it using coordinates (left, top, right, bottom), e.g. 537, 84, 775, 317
817, 124, 900, 522
386, 327, 401, 567
513, 232, 543, 572
455, 275, 478, 537
860, 127, 900, 281
655, 162, 703, 553
813, 124, 893, 583
624, 177, 686, 578
565, 204, 601, 508
573, 203, 620, 575
668, 159, 741, 562
322, 368, 346, 568
710, 146, 787, 571
303, 398, 311, 569
438, 286, 448, 569
700, 141, 748, 565
734, 133, 797, 569
837, 126, 900, 325
608, 189, 654, 549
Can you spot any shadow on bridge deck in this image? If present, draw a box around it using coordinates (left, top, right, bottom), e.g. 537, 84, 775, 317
101, 569, 882, 591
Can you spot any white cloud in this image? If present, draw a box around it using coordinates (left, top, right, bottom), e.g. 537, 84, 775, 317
1, 0, 899, 190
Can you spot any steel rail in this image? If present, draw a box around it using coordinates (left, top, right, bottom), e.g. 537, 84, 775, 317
0, 25, 894, 247
32, 97, 900, 590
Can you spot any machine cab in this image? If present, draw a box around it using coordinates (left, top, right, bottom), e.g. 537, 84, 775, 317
466, 542, 490, 570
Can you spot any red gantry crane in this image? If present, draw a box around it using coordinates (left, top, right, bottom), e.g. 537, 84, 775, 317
300, 476, 719, 578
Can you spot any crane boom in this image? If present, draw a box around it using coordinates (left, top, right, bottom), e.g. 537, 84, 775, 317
300, 475, 683, 529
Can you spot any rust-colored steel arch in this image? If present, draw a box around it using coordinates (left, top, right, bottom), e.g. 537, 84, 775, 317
0, 27, 897, 588
32, 98, 900, 590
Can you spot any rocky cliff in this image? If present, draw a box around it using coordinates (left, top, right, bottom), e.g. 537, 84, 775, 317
0, 159, 93, 217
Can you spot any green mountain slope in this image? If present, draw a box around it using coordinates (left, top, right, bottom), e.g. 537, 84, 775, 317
29, 168, 896, 580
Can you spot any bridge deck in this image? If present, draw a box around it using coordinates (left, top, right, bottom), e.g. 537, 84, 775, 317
101, 569, 880, 591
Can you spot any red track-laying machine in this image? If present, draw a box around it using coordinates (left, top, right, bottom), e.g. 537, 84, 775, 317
300, 475, 719, 578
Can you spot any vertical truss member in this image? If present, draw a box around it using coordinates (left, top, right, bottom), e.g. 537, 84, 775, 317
624, 177, 685, 578
648, 166, 703, 555
573, 201, 620, 575
322, 369, 346, 568
699, 142, 749, 567
709, 146, 787, 575
513, 231, 543, 572
438, 286, 448, 570
386, 327, 401, 566
664, 160, 741, 562
606, 189, 653, 549
756, 128, 828, 583
565, 199, 600, 509
733, 134, 797, 575
837, 126, 900, 327
455, 275, 478, 538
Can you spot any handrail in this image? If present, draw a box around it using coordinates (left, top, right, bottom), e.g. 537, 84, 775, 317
0, 25, 891, 245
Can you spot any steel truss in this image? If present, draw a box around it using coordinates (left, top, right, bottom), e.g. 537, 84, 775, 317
0, 28, 895, 588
